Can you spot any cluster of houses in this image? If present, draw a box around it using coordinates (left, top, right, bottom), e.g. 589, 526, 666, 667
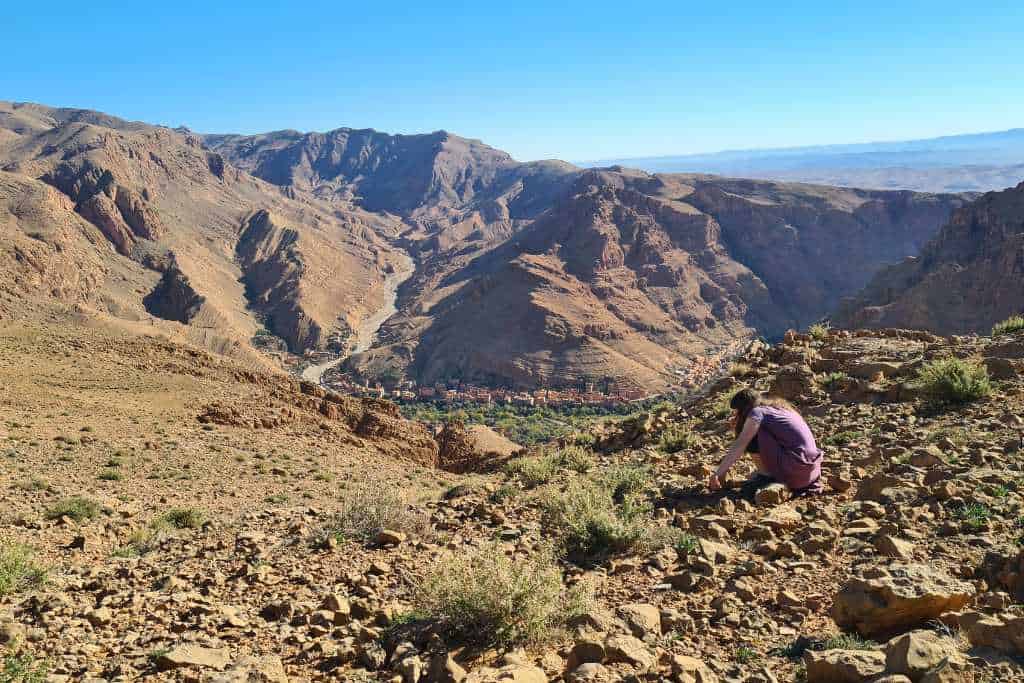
322, 374, 650, 407
295, 338, 750, 408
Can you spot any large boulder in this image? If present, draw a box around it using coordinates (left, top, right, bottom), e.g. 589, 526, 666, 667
769, 363, 817, 401
967, 613, 1024, 655
803, 649, 886, 682
831, 565, 973, 637
884, 631, 958, 682
436, 422, 521, 473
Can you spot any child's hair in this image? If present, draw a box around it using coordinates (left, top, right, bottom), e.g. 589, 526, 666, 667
729, 388, 796, 436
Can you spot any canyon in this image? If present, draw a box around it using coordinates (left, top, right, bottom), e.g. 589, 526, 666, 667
0, 100, 995, 393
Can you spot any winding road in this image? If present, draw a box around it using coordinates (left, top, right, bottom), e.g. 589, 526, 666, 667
300, 251, 415, 386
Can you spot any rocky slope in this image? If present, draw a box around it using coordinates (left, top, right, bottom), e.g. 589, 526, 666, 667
5, 320, 1024, 682
836, 181, 1024, 334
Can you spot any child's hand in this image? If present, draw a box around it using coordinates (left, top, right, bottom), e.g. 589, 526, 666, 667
708, 473, 722, 490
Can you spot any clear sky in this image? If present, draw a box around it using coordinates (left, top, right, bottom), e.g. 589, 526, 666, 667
5, 1, 1023, 162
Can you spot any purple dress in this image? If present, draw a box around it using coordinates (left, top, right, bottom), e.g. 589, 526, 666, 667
748, 406, 822, 492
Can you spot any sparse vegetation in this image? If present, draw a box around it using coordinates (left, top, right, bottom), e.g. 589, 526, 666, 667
819, 632, 878, 651
98, 468, 122, 481
729, 362, 751, 377
1, 649, 49, 683
824, 430, 865, 447
0, 542, 46, 597
818, 371, 847, 390
158, 507, 207, 529
600, 464, 651, 501
916, 357, 991, 405
504, 453, 560, 488
44, 496, 99, 522
541, 479, 651, 565
556, 445, 596, 473
325, 480, 429, 544
658, 424, 699, 454
808, 322, 831, 341
954, 502, 992, 530
413, 543, 590, 647
992, 315, 1024, 337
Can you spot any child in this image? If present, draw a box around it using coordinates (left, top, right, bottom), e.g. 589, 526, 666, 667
708, 389, 822, 494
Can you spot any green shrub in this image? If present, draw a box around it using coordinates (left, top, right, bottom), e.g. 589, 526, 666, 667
992, 315, 1024, 337
1, 649, 49, 683
600, 464, 651, 501
325, 480, 429, 544
97, 469, 122, 481
916, 357, 991, 405
658, 424, 699, 454
0, 542, 46, 597
954, 502, 991, 530
158, 507, 207, 529
818, 371, 847, 390
556, 445, 596, 473
808, 322, 831, 341
413, 543, 589, 647
541, 480, 650, 565
824, 430, 865, 448
504, 454, 560, 488
44, 496, 99, 522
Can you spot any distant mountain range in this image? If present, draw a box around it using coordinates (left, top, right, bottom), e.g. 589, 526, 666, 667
586, 129, 1024, 193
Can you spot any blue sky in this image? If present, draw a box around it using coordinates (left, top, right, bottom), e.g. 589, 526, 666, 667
4, 1, 1023, 161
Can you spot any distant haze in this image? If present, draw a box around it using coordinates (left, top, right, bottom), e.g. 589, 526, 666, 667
584, 129, 1024, 193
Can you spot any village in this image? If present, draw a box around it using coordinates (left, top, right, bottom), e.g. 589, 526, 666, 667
290, 338, 750, 408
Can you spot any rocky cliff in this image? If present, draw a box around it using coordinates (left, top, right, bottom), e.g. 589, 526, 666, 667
836, 181, 1024, 334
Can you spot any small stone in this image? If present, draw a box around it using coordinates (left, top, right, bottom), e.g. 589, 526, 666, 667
155, 644, 231, 671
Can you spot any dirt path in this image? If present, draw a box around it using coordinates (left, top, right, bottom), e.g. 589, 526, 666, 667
300, 251, 415, 385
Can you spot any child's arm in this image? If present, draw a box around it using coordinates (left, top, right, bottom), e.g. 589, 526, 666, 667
708, 417, 759, 489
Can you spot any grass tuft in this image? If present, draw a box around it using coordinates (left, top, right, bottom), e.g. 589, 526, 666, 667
0, 542, 46, 597
44, 496, 99, 522
992, 315, 1024, 337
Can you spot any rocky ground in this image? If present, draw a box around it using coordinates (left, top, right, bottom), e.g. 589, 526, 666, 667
4, 321, 1024, 682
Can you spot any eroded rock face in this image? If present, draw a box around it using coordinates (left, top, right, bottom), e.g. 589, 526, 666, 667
831, 564, 974, 637
837, 181, 1024, 335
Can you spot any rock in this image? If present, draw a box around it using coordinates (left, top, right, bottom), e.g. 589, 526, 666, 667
464, 664, 547, 683
566, 639, 606, 669
670, 654, 719, 682
85, 607, 112, 627
803, 649, 886, 683
617, 603, 661, 639
376, 529, 407, 546
967, 613, 1024, 655
884, 630, 956, 682
770, 363, 816, 400
427, 653, 467, 683
211, 655, 289, 682
755, 483, 791, 506
566, 663, 611, 682
831, 564, 973, 636
603, 635, 656, 670
155, 644, 231, 671
875, 535, 915, 561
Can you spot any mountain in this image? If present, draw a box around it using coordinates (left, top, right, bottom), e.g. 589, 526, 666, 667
835, 181, 1024, 334
0, 101, 969, 391
0, 100, 410, 362
587, 129, 1024, 193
